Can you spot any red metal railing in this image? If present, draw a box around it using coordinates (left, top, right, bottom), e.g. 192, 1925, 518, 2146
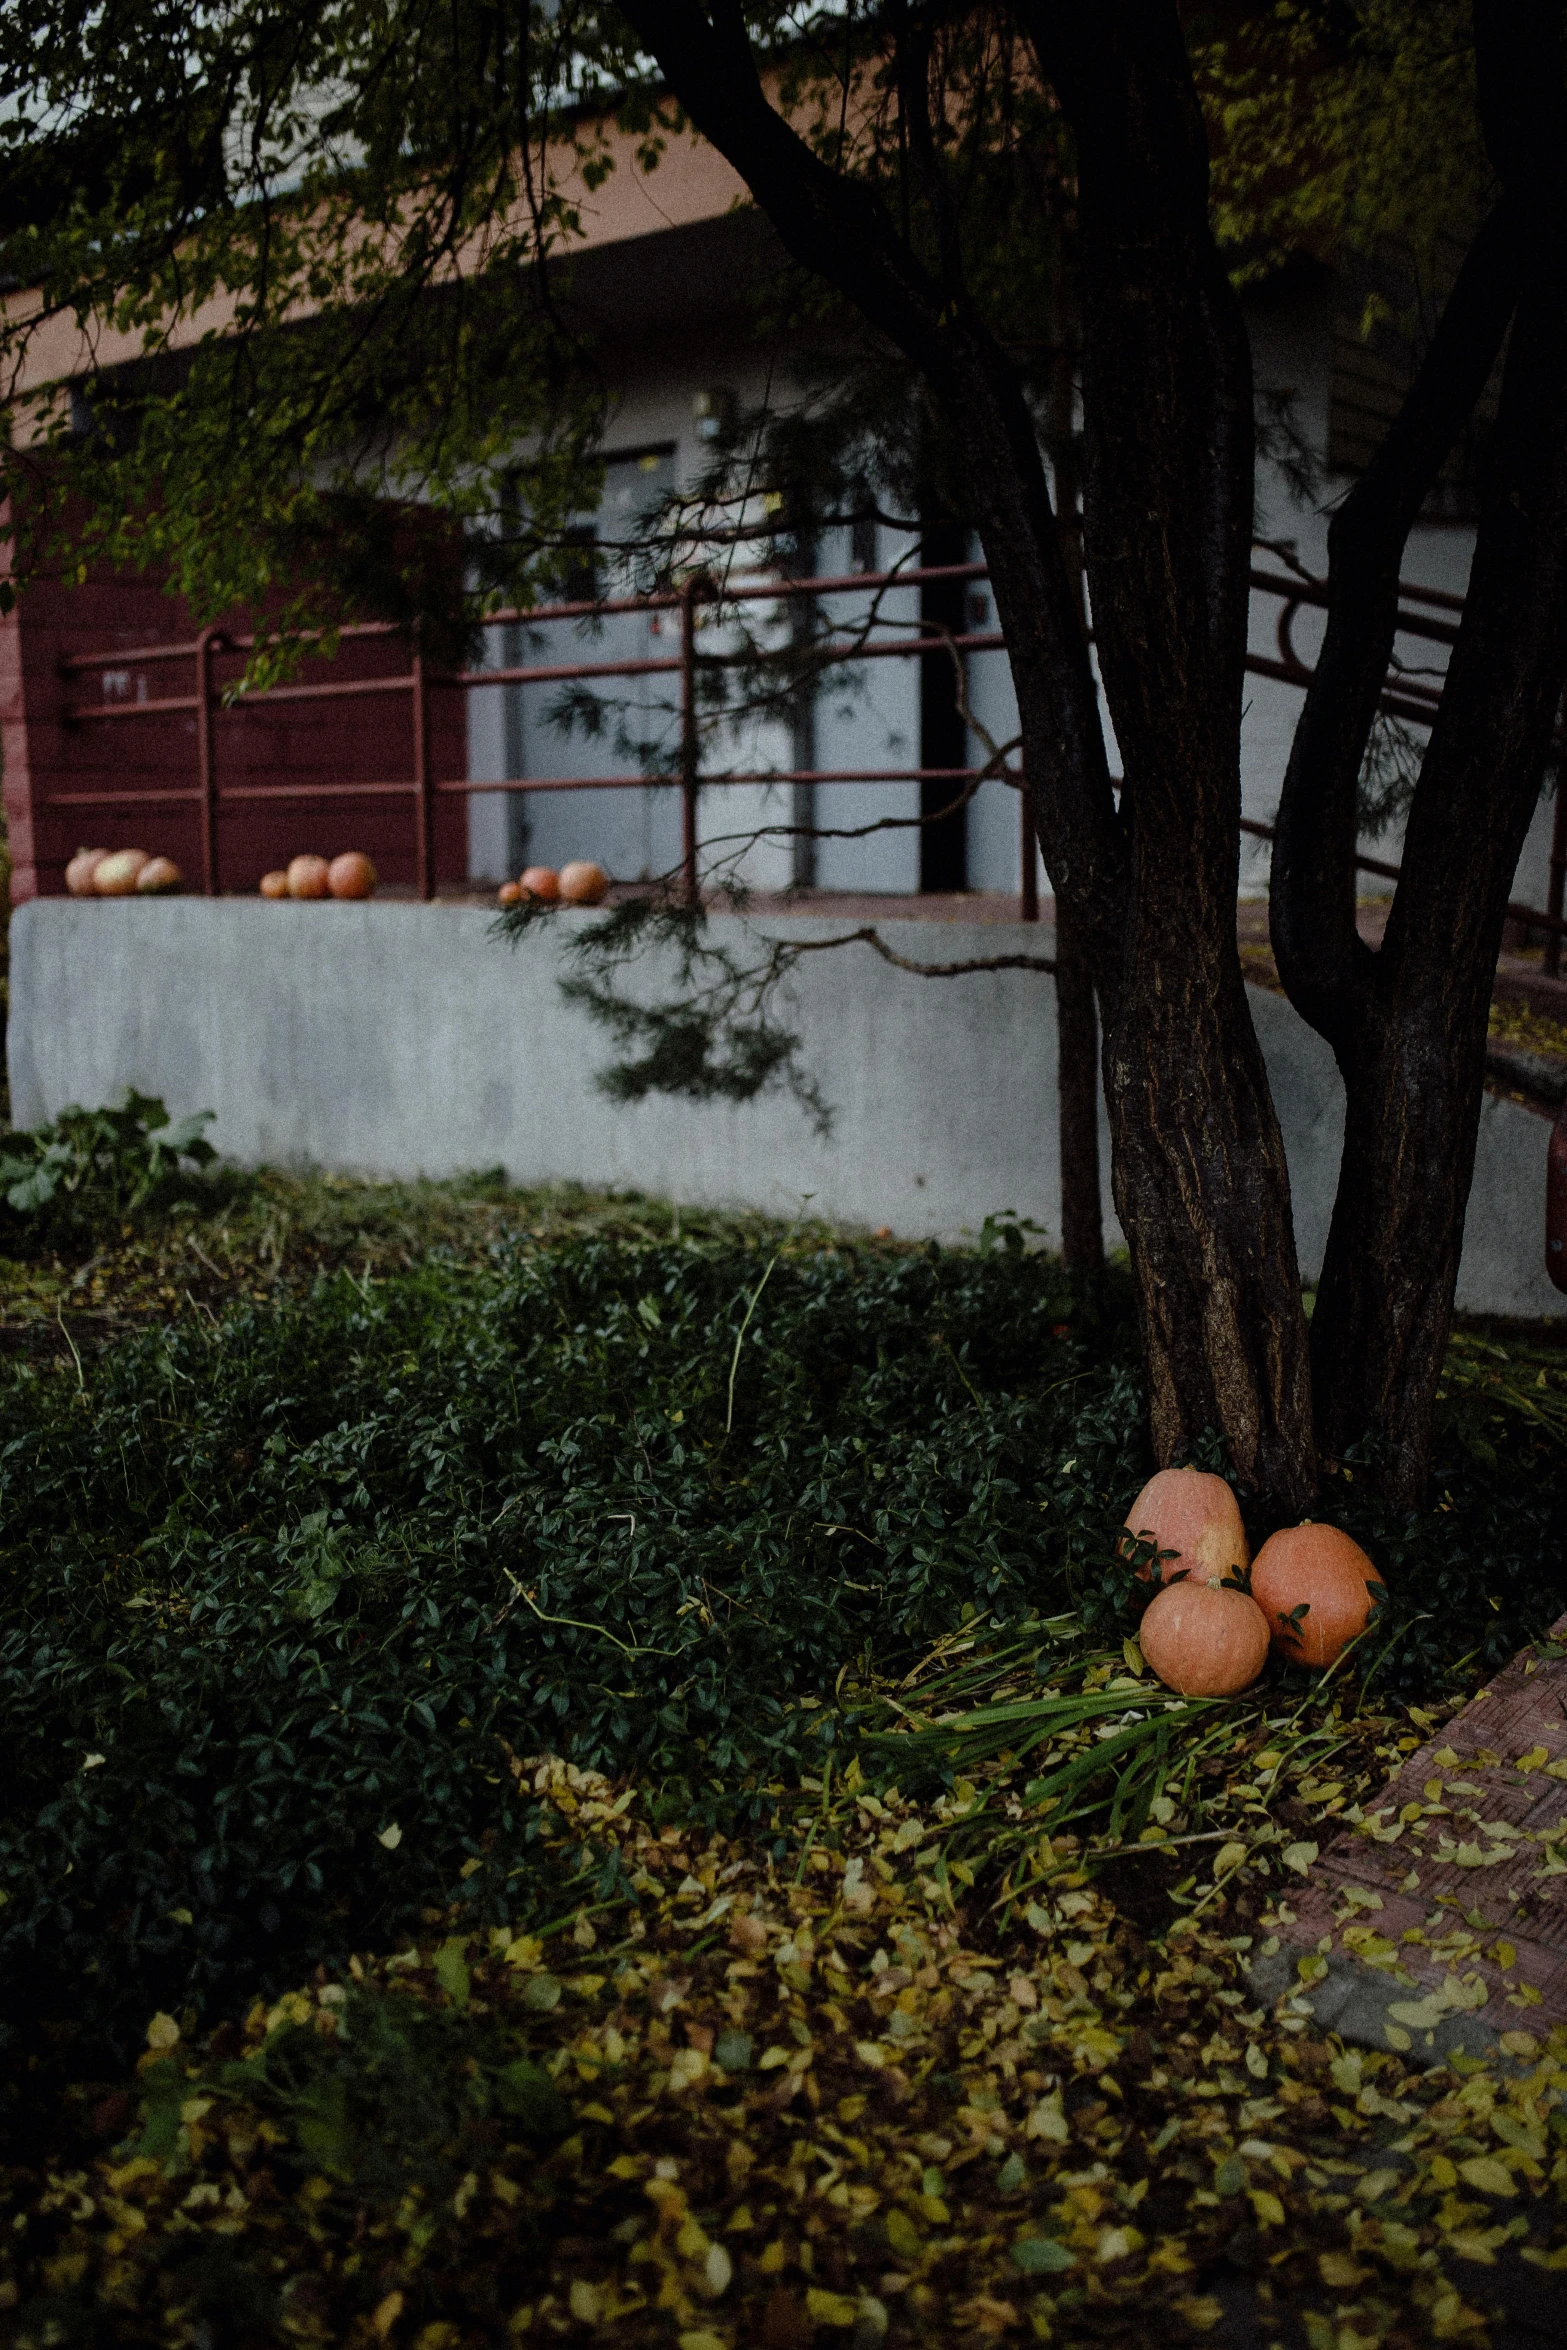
52, 551, 1567, 967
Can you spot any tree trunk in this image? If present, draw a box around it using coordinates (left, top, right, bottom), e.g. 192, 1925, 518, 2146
1310, 260, 1567, 1497
1101, 938, 1314, 1496
1046, 8, 1316, 1506
1310, 990, 1493, 1493
1270, 19, 1567, 1502
963, 389, 1314, 1504
1047, 349, 1104, 1277
1054, 893, 1104, 1275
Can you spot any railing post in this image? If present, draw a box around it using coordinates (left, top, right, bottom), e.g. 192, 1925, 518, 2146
195, 626, 221, 895
412, 635, 434, 901
679, 576, 700, 906
1019, 784, 1039, 922
1546, 733, 1566, 981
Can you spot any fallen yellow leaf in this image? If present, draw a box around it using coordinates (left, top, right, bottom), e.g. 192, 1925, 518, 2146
1457, 2156, 1516, 2198
806, 2286, 861, 2325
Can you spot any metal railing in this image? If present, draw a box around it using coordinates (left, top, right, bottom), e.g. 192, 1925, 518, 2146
52, 551, 1567, 972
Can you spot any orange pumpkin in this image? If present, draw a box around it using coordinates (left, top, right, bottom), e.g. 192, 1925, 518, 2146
66, 847, 109, 897
518, 865, 562, 903
557, 859, 609, 906
1249, 1524, 1382, 1668
1121, 1467, 1249, 1586
93, 848, 150, 896
1139, 1574, 1270, 1697
327, 851, 377, 900
259, 870, 290, 899
135, 856, 183, 894
286, 854, 331, 900
497, 880, 523, 907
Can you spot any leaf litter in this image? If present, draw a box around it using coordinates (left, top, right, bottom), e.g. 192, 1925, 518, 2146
8, 1627, 1567, 2349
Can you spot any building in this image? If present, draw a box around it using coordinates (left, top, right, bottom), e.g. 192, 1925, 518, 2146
2, 117, 1557, 928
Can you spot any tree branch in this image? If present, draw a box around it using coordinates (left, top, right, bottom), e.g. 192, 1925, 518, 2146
1381, 253, 1567, 997
1271, 198, 1523, 1051
1474, 0, 1567, 207
789, 927, 1056, 979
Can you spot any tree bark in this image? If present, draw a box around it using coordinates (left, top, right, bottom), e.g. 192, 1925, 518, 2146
1053, 892, 1104, 1274
1046, 349, 1104, 1277
954, 351, 1313, 1505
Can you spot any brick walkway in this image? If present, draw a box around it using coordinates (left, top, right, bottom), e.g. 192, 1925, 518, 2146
1252, 1617, 1567, 2063
1235, 1627, 1567, 2346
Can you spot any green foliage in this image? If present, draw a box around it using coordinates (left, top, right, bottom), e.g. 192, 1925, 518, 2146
147, 1984, 573, 2200
1, 0, 627, 641
1202, 2, 1489, 290
0, 1092, 224, 1251
0, 1230, 1126, 2071
12, 1987, 575, 2340
1, 1203, 1563, 2095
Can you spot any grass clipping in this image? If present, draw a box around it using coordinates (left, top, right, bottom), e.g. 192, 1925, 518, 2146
10, 1670, 1567, 2350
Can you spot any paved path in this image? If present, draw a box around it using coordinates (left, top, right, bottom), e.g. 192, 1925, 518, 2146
1235, 1625, 1567, 2345
1253, 1616, 1567, 2062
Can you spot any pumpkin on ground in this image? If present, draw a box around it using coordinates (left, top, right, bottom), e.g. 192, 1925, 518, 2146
286, 855, 331, 900
259, 870, 290, 899
135, 856, 183, 894
1121, 1467, 1249, 1586
93, 849, 151, 896
557, 859, 609, 905
518, 865, 562, 903
66, 848, 109, 897
1249, 1523, 1382, 1668
1139, 1574, 1270, 1697
327, 851, 377, 900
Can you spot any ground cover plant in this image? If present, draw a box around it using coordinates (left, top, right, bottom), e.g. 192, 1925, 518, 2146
4, 1144, 1567, 2342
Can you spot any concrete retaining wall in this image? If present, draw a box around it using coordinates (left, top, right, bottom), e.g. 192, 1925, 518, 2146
7, 897, 1561, 1319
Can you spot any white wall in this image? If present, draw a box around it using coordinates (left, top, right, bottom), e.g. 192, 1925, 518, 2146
10, 897, 1562, 1322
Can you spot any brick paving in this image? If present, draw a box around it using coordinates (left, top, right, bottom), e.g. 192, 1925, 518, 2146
1252, 1616, 1567, 2063
1235, 1629, 1567, 2346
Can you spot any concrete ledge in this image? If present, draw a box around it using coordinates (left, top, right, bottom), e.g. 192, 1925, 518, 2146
6, 896, 1562, 1315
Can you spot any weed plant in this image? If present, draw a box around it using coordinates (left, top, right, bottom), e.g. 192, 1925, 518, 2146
0, 1093, 232, 1251
1, 1171, 1565, 2114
